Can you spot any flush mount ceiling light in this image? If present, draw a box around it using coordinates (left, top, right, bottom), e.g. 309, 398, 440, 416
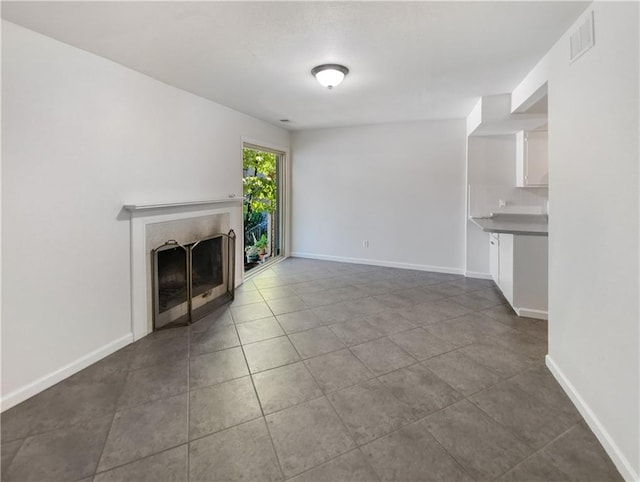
311, 64, 349, 89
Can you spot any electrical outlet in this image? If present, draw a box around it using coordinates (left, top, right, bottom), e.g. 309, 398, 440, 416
363, 240, 369, 248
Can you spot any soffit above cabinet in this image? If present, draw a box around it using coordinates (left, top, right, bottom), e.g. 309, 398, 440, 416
467, 94, 548, 137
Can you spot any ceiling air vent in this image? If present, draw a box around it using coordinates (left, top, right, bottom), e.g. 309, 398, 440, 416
570, 11, 595, 63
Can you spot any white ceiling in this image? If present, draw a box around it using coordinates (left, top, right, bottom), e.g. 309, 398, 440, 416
2, 1, 588, 130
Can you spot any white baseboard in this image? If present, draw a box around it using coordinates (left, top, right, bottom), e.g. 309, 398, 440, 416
1, 333, 133, 412
290, 252, 464, 275
516, 307, 548, 320
464, 271, 493, 280
546, 355, 638, 482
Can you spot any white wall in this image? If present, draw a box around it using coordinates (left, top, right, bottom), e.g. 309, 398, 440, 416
291, 120, 466, 273
540, 3, 639, 480
1, 21, 290, 409
465, 135, 549, 276
466, 135, 516, 276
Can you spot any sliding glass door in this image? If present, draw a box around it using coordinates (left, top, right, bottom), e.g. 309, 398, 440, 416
242, 144, 285, 273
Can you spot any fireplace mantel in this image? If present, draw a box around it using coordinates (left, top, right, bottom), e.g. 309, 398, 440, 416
124, 197, 241, 213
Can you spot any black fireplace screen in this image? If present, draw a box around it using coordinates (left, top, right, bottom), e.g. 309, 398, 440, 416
191, 237, 223, 298
156, 244, 189, 313
152, 230, 235, 330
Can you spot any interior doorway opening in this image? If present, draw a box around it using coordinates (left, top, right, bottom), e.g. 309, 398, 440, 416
243, 144, 284, 273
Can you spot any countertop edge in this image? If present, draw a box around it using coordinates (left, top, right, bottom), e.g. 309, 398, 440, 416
470, 217, 548, 237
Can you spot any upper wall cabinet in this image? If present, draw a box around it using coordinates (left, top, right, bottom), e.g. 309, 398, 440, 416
516, 130, 548, 187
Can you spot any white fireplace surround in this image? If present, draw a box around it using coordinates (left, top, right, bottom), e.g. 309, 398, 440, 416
125, 199, 242, 340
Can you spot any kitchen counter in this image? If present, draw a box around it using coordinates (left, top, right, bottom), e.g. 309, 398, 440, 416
471, 213, 548, 236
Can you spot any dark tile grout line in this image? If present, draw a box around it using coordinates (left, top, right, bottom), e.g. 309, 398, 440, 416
87, 304, 307, 477
279, 445, 383, 482
276, 358, 551, 482
3, 262, 546, 480
90, 373, 140, 477
2, 354, 132, 444
228, 300, 288, 480
110, 359, 190, 414
91, 327, 196, 479
237, 286, 373, 481
463, 364, 578, 474
184, 313, 543, 480
173, 324, 543, 428
236, 280, 511, 321
1, 437, 26, 477
329, 338, 543, 475
247, 269, 532, 338
415, 422, 479, 482
210, 296, 536, 386
273, 354, 509, 480
185, 321, 192, 481
279, 345, 377, 480
488, 419, 584, 481
76, 351, 141, 479
245, 267, 487, 300
232, 304, 533, 370
248, 311, 533, 476
4, 297, 531, 473
462, 363, 573, 444
298, 394, 361, 476
255, 415, 287, 481
91, 441, 189, 479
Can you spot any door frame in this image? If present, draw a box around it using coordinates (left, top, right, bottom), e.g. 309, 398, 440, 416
240, 137, 290, 280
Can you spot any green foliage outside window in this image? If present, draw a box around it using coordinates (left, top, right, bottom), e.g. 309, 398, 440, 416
243, 148, 277, 219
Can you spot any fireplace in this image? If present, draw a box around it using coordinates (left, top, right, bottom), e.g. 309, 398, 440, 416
125, 200, 242, 340
152, 231, 235, 330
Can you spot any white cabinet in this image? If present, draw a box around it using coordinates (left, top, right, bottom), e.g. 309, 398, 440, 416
489, 233, 500, 284
516, 130, 548, 187
512, 235, 548, 318
489, 233, 547, 319
498, 234, 514, 305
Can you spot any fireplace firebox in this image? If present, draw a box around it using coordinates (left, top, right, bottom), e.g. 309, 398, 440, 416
152, 230, 235, 330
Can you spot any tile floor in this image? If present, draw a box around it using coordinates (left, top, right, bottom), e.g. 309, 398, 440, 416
1, 258, 623, 481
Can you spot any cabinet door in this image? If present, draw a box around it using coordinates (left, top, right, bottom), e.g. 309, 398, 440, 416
515, 131, 526, 187
498, 233, 514, 304
524, 130, 548, 186
489, 234, 500, 284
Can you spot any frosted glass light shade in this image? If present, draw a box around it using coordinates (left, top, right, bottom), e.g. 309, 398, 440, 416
311, 64, 349, 89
